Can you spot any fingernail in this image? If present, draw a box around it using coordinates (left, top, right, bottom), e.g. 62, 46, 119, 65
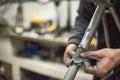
80, 53, 86, 57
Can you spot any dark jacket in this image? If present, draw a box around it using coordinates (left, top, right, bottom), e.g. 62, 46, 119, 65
68, 0, 120, 48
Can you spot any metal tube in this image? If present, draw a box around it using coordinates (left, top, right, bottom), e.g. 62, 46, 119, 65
85, 0, 103, 4
102, 13, 111, 48
64, 64, 79, 80
79, 3, 106, 48
108, 1, 120, 32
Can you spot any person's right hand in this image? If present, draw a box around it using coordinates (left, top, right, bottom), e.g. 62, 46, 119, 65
63, 43, 77, 66
81, 48, 120, 77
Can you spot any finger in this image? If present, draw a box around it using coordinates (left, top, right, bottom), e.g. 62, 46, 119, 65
63, 51, 75, 64
81, 51, 101, 60
64, 50, 75, 58
84, 61, 100, 75
69, 50, 76, 57
84, 61, 91, 69
85, 60, 111, 78
66, 57, 72, 67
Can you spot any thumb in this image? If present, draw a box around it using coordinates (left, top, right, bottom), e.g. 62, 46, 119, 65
84, 61, 99, 75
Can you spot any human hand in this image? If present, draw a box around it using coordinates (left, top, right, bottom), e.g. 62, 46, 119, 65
63, 43, 77, 66
81, 48, 120, 78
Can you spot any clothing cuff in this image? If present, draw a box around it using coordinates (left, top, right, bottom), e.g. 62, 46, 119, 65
68, 38, 81, 46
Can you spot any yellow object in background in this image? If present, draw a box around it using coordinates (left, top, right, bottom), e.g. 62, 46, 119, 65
90, 37, 97, 47
47, 24, 57, 32
30, 17, 43, 25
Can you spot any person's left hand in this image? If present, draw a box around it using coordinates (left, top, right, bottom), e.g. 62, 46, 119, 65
80, 48, 120, 78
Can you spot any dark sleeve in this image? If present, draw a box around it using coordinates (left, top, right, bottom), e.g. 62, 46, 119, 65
68, 0, 95, 45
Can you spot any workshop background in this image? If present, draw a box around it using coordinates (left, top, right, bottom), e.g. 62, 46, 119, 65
0, 0, 94, 80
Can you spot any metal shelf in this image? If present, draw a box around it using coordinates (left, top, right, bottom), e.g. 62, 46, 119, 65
0, 34, 93, 80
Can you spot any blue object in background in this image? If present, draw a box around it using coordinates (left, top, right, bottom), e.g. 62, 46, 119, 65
24, 47, 39, 55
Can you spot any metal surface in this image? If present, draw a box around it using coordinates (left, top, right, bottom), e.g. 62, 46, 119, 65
102, 13, 111, 48
109, 6, 120, 32
79, 3, 106, 48
85, 0, 104, 4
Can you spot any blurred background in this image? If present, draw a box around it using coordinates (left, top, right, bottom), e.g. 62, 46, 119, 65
0, 0, 79, 33
0, 0, 94, 80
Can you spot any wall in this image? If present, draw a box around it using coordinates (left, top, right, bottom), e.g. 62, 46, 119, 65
0, 0, 79, 29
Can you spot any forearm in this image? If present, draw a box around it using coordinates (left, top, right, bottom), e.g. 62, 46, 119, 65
68, 0, 95, 45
